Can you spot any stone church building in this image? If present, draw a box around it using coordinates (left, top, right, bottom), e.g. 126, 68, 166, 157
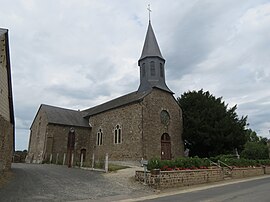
26, 21, 184, 165
0, 28, 15, 172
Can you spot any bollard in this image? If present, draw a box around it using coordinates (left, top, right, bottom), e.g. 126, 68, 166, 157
71, 153, 74, 167
105, 153, 109, 173
92, 153, 95, 169
56, 153, 59, 164
80, 153, 84, 168
49, 154, 53, 164
63, 153, 66, 165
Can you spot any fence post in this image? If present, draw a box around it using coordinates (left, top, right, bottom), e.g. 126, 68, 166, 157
56, 153, 59, 164
71, 153, 74, 167
105, 153, 109, 173
92, 153, 95, 169
80, 153, 84, 168
49, 154, 53, 164
63, 153, 66, 165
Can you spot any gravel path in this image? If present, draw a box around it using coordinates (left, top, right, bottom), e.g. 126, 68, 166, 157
0, 163, 153, 202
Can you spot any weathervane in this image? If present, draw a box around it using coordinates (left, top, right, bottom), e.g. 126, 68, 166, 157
147, 4, 152, 21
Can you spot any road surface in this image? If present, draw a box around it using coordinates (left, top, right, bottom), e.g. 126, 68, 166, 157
140, 175, 270, 202
0, 163, 151, 201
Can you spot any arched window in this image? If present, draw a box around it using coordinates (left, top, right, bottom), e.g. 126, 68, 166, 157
142, 63, 146, 77
150, 61, 155, 76
160, 63, 164, 77
114, 125, 122, 144
97, 128, 103, 146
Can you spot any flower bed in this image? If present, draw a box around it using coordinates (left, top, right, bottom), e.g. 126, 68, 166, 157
147, 157, 210, 171
147, 156, 270, 171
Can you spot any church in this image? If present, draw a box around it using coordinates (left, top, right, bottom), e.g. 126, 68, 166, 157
26, 20, 184, 165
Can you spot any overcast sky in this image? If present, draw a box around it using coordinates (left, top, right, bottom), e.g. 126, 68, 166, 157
1, 0, 270, 150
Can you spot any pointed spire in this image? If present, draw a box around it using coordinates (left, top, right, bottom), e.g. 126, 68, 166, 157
139, 21, 164, 63
137, 20, 173, 94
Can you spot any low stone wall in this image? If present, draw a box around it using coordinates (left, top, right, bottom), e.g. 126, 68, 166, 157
231, 167, 264, 178
135, 167, 270, 189
136, 168, 224, 189
265, 166, 270, 174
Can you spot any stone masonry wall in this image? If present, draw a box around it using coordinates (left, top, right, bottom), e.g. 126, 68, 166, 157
88, 102, 143, 162
142, 89, 184, 159
136, 169, 223, 189
265, 166, 270, 174
45, 124, 91, 166
0, 36, 10, 122
231, 167, 264, 178
25, 108, 48, 163
0, 115, 13, 172
136, 167, 270, 189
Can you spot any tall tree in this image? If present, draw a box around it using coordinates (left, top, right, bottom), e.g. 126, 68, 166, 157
241, 129, 269, 159
177, 89, 247, 157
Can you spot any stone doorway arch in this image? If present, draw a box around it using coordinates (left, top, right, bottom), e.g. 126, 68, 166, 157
161, 133, 171, 160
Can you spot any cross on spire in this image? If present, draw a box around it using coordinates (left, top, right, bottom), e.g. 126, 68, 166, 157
147, 4, 152, 21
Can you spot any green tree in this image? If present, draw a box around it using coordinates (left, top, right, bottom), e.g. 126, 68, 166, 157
177, 89, 247, 157
241, 129, 269, 159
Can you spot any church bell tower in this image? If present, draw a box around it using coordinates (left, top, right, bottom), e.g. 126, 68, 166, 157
138, 20, 173, 93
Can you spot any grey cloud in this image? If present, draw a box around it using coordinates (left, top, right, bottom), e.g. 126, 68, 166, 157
1, 1, 270, 150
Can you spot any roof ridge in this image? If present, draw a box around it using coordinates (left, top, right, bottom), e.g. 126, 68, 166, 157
41, 103, 81, 112
83, 90, 151, 117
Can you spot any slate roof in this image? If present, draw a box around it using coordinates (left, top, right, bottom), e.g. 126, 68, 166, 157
83, 90, 150, 117
0, 28, 7, 35
139, 21, 164, 63
34, 104, 90, 128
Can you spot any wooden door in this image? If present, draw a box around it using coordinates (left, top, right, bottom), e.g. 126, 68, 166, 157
161, 133, 171, 160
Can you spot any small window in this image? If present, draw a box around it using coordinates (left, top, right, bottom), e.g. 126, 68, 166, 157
150, 61, 155, 76
142, 63, 146, 77
160, 63, 164, 77
97, 128, 103, 146
114, 125, 122, 144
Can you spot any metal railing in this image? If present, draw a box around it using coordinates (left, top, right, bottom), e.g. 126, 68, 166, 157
206, 158, 233, 170
218, 160, 233, 170
206, 158, 221, 168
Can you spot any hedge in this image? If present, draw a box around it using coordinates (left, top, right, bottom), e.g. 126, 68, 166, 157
147, 157, 210, 171
147, 156, 270, 171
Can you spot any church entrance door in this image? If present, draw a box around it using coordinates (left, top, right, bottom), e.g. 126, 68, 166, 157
67, 128, 75, 167
161, 133, 171, 160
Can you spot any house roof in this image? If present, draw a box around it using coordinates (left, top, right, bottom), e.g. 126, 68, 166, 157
83, 90, 150, 117
32, 104, 90, 128
0, 28, 8, 35
138, 21, 164, 63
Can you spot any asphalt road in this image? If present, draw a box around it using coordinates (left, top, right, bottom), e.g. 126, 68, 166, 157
0, 163, 150, 202
3, 164, 270, 202
143, 176, 270, 202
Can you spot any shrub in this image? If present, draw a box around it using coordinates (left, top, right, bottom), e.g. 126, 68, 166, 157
147, 157, 161, 170
147, 157, 210, 170
147, 155, 270, 171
